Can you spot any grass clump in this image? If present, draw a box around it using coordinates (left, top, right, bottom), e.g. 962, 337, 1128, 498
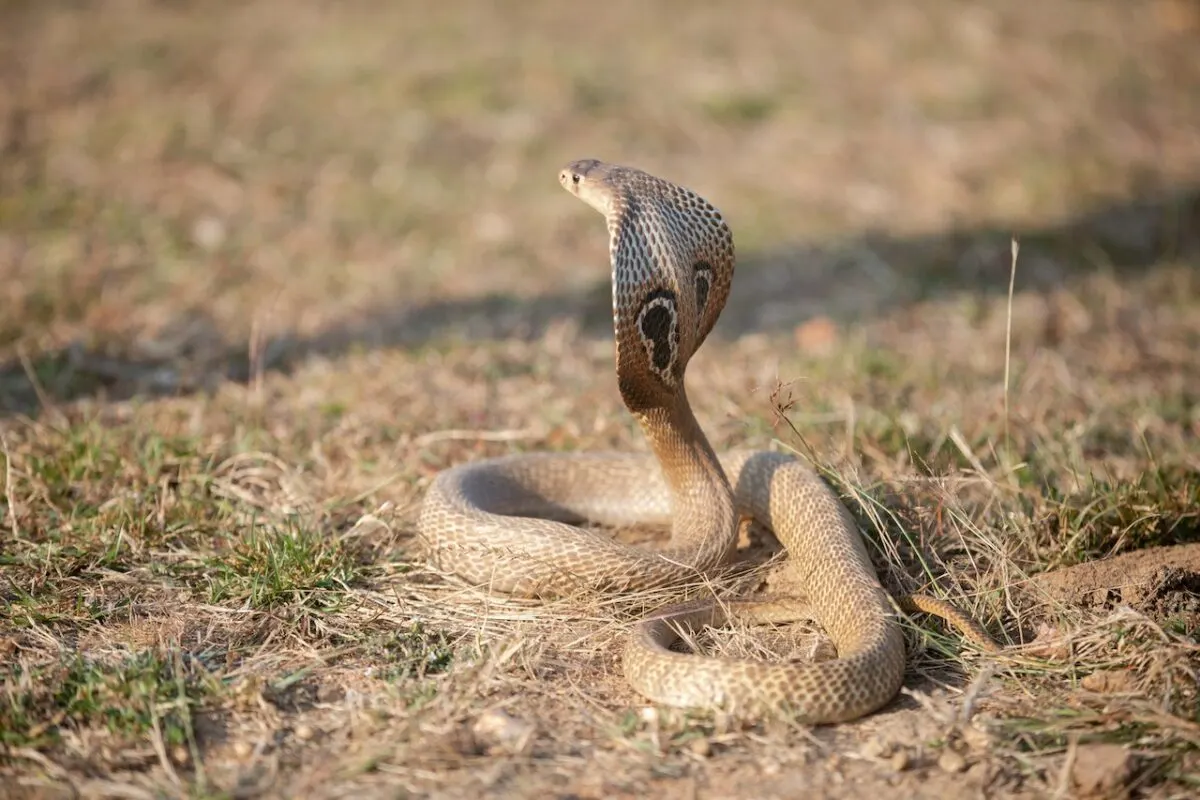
206, 523, 361, 610
1, 649, 216, 750
1036, 469, 1200, 566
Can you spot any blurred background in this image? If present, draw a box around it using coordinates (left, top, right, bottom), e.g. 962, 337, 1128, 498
2, 0, 1198, 413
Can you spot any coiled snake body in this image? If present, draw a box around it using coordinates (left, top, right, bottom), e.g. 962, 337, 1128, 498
420, 159, 995, 722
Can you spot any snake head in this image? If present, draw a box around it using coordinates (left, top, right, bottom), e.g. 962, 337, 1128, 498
559, 159, 736, 413
559, 159, 622, 219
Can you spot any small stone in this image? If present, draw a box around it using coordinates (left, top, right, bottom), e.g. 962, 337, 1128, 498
860, 737, 892, 760
1071, 743, 1136, 799
191, 216, 226, 252
294, 723, 316, 741
1081, 669, 1135, 694
471, 708, 535, 756
688, 738, 711, 758
171, 745, 190, 765
889, 749, 912, 772
1026, 622, 1071, 661
960, 724, 992, 752
232, 740, 254, 759
967, 761, 992, 783
938, 749, 968, 773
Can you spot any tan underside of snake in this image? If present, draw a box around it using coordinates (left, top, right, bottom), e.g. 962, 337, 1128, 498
419, 159, 997, 723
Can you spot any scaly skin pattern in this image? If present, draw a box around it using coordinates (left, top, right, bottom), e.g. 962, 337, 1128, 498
418, 159, 996, 723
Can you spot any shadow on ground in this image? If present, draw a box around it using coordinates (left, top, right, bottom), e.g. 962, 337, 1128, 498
2, 182, 1198, 416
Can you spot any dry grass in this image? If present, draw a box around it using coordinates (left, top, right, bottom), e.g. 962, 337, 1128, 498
2, 1, 1200, 798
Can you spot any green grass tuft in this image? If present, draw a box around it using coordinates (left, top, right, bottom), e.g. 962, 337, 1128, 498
1, 649, 216, 749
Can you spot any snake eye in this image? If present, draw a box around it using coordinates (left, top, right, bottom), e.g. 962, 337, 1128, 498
572, 173, 581, 185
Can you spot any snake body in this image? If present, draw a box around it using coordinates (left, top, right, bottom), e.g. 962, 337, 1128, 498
419, 159, 994, 722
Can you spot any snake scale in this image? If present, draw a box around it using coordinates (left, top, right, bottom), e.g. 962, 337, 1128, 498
419, 159, 997, 723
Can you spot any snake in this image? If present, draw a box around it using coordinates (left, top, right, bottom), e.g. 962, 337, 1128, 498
418, 158, 998, 723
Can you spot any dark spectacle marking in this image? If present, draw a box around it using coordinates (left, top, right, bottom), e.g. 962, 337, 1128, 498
637, 288, 678, 376
694, 261, 712, 313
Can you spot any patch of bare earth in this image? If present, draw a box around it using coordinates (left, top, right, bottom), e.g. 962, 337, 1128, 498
2, 1, 1200, 798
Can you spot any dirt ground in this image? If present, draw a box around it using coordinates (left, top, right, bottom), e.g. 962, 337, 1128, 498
2, 1, 1200, 798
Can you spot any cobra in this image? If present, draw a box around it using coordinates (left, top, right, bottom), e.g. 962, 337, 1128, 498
418, 159, 997, 722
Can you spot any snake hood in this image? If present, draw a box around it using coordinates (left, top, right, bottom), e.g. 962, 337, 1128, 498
558, 159, 736, 413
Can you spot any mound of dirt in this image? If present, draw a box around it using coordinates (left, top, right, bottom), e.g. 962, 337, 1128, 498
1027, 543, 1200, 619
